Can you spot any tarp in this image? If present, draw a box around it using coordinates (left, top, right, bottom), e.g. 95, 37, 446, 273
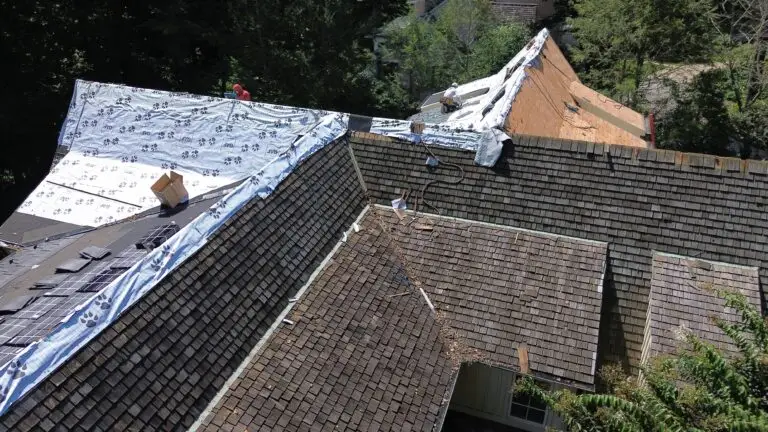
21, 80, 343, 226
372, 28, 550, 166
0, 29, 556, 414
0, 110, 348, 416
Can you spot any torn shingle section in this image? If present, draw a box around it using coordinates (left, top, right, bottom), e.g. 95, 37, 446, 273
376, 210, 607, 388
200, 226, 455, 432
642, 253, 762, 361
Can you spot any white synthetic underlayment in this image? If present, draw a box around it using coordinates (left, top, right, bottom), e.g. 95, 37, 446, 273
0, 28, 555, 416
20, 80, 342, 226
373, 28, 549, 142
0, 109, 348, 416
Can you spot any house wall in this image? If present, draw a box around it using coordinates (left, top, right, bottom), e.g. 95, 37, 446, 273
491, 1, 538, 23
449, 363, 565, 432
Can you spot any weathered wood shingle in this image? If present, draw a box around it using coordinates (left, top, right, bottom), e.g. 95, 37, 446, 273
643, 253, 761, 361
350, 132, 768, 372
0, 140, 366, 431
378, 210, 606, 388
201, 223, 455, 432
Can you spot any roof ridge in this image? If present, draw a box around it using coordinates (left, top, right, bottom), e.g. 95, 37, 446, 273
515, 135, 768, 179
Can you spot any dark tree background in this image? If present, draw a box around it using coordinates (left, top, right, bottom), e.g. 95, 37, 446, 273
0, 0, 407, 224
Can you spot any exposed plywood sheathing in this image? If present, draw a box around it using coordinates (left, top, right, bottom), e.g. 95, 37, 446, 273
559, 107, 648, 148
505, 37, 648, 148
539, 38, 580, 83
570, 81, 646, 137
504, 38, 580, 141
505, 63, 572, 140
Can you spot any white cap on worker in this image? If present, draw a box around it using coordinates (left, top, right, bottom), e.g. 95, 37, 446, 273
451, 82, 458, 87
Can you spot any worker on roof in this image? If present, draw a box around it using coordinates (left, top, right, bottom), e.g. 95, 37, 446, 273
440, 83, 462, 113
233, 83, 251, 101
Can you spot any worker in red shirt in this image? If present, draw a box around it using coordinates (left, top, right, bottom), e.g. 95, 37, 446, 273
233, 83, 251, 101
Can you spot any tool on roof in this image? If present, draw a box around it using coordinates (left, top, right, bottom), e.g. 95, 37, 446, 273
409, 142, 464, 224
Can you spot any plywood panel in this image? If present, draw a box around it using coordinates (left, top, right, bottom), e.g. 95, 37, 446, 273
505, 65, 574, 139
540, 38, 580, 84
570, 81, 646, 135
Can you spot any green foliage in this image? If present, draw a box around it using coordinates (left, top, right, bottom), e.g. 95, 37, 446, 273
569, 0, 719, 104
465, 24, 530, 81
0, 0, 408, 220
381, 0, 530, 99
384, 15, 455, 98
656, 70, 734, 155
516, 289, 768, 431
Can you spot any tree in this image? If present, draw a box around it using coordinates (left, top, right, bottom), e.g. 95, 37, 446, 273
464, 24, 530, 81
381, 0, 529, 99
229, 0, 407, 113
0, 0, 408, 223
435, 0, 494, 77
656, 70, 734, 156
569, 0, 720, 106
517, 289, 768, 431
383, 15, 454, 98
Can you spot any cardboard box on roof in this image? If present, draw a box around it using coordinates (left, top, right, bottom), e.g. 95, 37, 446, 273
151, 171, 189, 208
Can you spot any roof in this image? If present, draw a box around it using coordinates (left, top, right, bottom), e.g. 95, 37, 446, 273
642, 253, 762, 362
412, 30, 650, 149
350, 132, 767, 372
0, 80, 347, 241
0, 183, 238, 364
196, 207, 607, 430
0, 78, 766, 430
378, 211, 606, 388
0, 140, 366, 430
199, 216, 456, 431
1, 129, 767, 429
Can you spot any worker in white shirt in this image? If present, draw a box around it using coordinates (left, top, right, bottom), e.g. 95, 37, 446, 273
441, 83, 462, 113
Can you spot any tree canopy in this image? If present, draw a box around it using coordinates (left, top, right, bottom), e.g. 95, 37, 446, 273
568, 0, 768, 157
0, 0, 408, 223
518, 289, 768, 431
381, 0, 530, 99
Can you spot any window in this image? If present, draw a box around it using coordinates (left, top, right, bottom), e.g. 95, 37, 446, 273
510, 380, 550, 424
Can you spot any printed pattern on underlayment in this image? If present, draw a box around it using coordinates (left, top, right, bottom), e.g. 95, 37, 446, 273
0, 108, 348, 416
19, 80, 343, 227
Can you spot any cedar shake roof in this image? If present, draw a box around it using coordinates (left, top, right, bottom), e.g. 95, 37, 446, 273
1, 130, 767, 430
377, 211, 606, 387
200, 218, 455, 432
642, 253, 762, 362
0, 141, 367, 431
198, 208, 605, 431
350, 132, 767, 372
